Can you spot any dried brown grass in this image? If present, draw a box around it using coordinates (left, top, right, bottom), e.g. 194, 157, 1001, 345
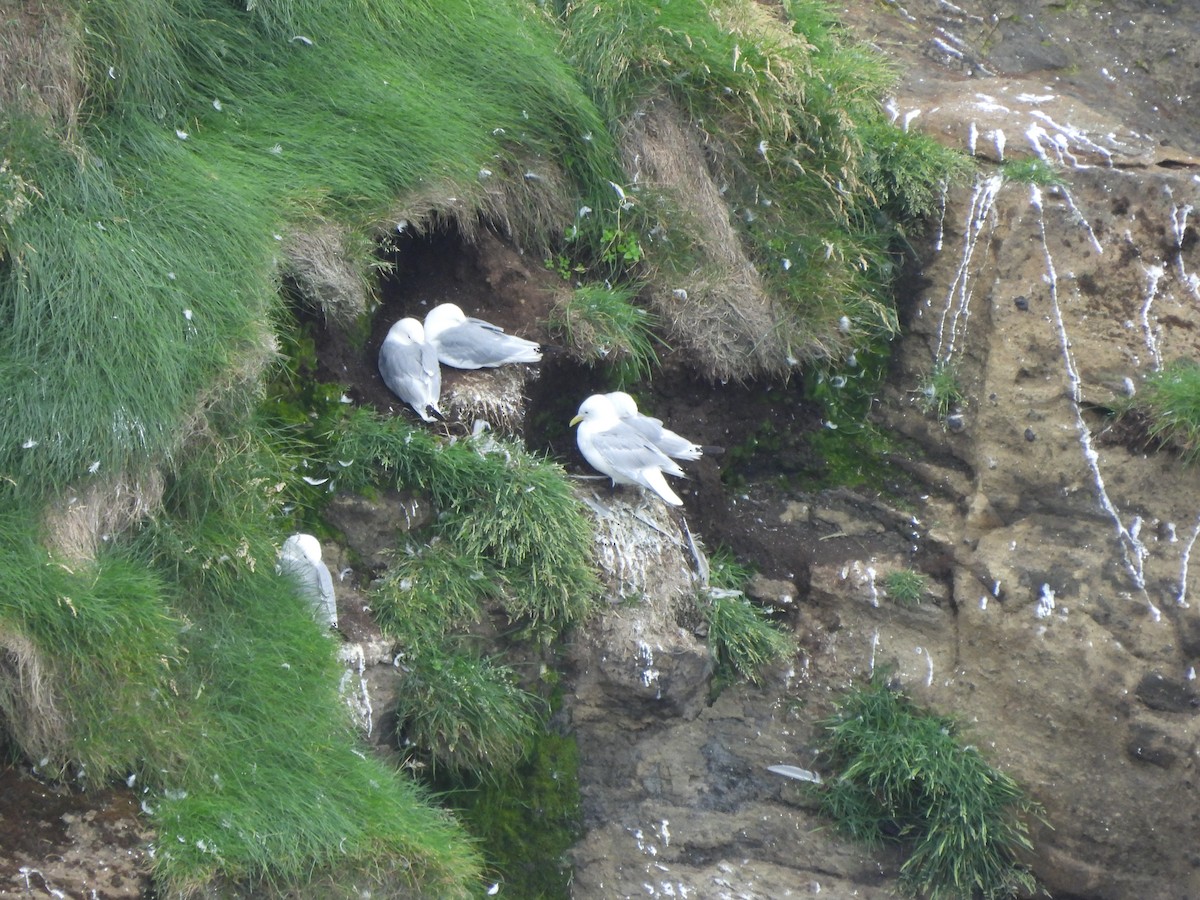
622, 98, 792, 382
0, 2, 85, 138
282, 222, 376, 324
0, 628, 68, 767
41, 470, 165, 564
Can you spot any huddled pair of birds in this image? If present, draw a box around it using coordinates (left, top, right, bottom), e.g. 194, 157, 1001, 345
378, 302, 542, 422
571, 391, 703, 507
378, 304, 703, 507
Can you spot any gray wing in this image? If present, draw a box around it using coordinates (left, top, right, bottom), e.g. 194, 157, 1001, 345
433, 322, 540, 368
379, 338, 441, 418
314, 560, 338, 629
589, 423, 684, 480
628, 413, 701, 460
466, 316, 507, 334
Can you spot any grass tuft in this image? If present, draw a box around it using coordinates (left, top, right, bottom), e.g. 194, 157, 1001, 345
916, 360, 966, 424
815, 675, 1045, 900
393, 646, 542, 778
548, 282, 663, 385
1130, 359, 1200, 462
884, 569, 926, 606
1001, 157, 1065, 187
705, 591, 796, 686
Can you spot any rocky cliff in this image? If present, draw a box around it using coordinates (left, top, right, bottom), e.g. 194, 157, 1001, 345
567, 2, 1200, 898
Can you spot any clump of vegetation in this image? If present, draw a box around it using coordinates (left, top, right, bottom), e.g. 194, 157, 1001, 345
703, 546, 795, 687
559, 0, 974, 380
815, 675, 1044, 900
393, 646, 542, 777
884, 569, 927, 606
1128, 359, 1200, 462
326, 408, 601, 630
706, 591, 796, 686
1001, 157, 1066, 187
548, 282, 663, 385
916, 360, 966, 424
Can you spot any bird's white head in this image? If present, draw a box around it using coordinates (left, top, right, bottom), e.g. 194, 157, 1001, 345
605, 391, 639, 418
424, 303, 466, 338
386, 317, 425, 344
295, 533, 322, 563
570, 393, 618, 427
282, 533, 322, 564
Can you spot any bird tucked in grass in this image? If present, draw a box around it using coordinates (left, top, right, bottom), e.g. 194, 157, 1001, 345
424, 302, 542, 369
379, 317, 444, 423
277, 533, 338, 630
570, 393, 684, 506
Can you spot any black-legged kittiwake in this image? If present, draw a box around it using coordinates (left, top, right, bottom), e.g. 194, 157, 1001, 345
570, 393, 685, 506
423, 302, 542, 369
277, 533, 338, 629
379, 317, 444, 422
605, 391, 703, 461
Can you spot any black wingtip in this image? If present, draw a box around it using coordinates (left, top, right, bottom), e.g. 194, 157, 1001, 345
427, 405, 446, 422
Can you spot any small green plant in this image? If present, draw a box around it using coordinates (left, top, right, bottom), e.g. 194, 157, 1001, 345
884, 569, 926, 606
916, 360, 966, 424
705, 590, 795, 687
548, 282, 662, 385
1001, 157, 1066, 187
707, 545, 755, 592
815, 675, 1045, 900
1130, 359, 1200, 462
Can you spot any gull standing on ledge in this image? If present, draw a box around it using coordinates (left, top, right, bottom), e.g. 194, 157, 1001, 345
605, 391, 703, 461
424, 302, 542, 369
570, 393, 685, 506
277, 533, 338, 630
379, 317, 444, 423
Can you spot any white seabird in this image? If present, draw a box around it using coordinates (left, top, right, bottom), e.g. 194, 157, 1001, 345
277, 533, 338, 629
570, 393, 685, 506
423, 302, 542, 369
379, 317, 444, 422
605, 391, 703, 461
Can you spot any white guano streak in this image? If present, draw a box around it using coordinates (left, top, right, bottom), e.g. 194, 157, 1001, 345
1030, 185, 1158, 620
936, 174, 1003, 361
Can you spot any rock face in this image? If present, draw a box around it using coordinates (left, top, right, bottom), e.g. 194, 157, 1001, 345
568, 2, 1200, 898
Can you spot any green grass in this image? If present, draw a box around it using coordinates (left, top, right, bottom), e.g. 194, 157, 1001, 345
558, 0, 971, 365
548, 282, 663, 385
394, 646, 542, 778
884, 569, 926, 606
706, 591, 796, 686
702, 548, 794, 688
916, 360, 966, 424
1131, 359, 1200, 461
1001, 157, 1066, 186
815, 676, 1044, 900
0, 0, 621, 501
326, 408, 601, 631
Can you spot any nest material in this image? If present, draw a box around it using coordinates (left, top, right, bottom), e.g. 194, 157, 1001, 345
441, 366, 534, 437
622, 98, 793, 382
